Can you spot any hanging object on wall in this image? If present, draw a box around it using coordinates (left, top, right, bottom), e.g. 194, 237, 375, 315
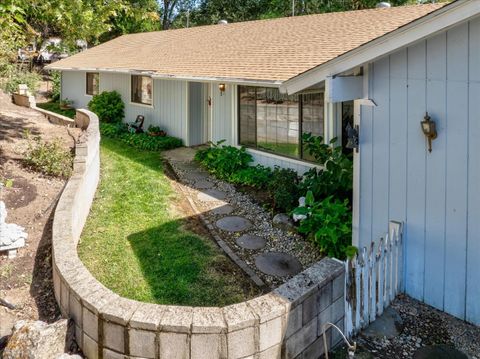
218, 83, 226, 96
420, 112, 437, 153
345, 123, 359, 152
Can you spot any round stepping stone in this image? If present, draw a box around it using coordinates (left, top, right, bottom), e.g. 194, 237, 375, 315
197, 189, 227, 202
184, 171, 209, 181
211, 205, 234, 215
236, 234, 267, 250
255, 252, 302, 277
216, 216, 252, 232
193, 180, 214, 189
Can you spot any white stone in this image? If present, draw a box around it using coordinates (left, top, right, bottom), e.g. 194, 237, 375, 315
0, 201, 28, 257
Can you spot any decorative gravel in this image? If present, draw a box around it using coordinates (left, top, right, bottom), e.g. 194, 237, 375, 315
165, 149, 322, 288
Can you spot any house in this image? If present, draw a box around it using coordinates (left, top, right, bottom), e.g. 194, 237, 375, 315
47, 0, 480, 326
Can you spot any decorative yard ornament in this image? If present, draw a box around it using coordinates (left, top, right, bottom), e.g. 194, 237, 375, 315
0, 201, 28, 258
421, 112, 437, 153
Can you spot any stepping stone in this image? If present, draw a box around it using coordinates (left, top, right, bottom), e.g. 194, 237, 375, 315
255, 252, 302, 277
193, 180, 214, 190
236, 234, 266, 250
197, 189, 227, 202
216, 216, 252, 232
184, 171, 209, 181
211, 205, 234, 215
413, 345, 468, 359
362, 307, 403, 339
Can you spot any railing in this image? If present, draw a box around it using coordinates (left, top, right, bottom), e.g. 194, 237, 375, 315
344, 221, 404, 336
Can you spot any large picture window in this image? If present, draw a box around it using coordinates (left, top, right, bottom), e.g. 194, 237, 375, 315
238, 86, 324, 160
131, 75, 152, 105
86, 72, 99, 96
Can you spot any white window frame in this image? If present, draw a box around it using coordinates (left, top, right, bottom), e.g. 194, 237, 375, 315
85, 72, 99, 97
130, 75, 154, 108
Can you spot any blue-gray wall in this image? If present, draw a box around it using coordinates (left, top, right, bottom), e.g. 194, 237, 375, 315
358, 16, 480, 325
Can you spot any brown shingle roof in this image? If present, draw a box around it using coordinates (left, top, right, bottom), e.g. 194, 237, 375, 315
49, 3, 446, 82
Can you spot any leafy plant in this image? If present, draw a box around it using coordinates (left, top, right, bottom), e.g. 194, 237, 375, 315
195, 140, 253, 180
0, 64, 41, 94
268, 166, 300, 212
24, 136, 73, 178
36, 101, 76, 119
300, 133, 353, 201
100, 123, 182, 151
49, 71, 61, 101
229, 165, 272, 189
88, 91, 125, 123
294, 191, 356, 260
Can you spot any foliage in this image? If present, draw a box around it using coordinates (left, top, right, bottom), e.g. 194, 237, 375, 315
24, 135, 73, 178
100, 122, 182, 151
148, 125, 162, 133
229, 165, 272, 189
0, 63, 41, 94
268, 166, 300, 212
49, 71, 61, 101
194, 140, 253, 180
88, 91, 125, 123
36, 101, 76, 118
300, 133, 353, 201
293, 192, 356, 260
78, 137, 259, 305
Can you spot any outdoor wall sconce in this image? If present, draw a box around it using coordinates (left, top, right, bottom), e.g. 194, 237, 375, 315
218, 83, 226, 96
345, 123, 359, 152
421, 112, 437, 153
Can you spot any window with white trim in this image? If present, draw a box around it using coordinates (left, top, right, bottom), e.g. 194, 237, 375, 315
131, 75, 152, 105
86, 72, 99, 96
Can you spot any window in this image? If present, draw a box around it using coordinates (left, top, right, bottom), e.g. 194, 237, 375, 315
131, 75, 152, 105
238, 86, 324, 161
86, 73, 99, 96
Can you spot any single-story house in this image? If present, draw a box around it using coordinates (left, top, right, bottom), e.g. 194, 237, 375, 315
48, 0, 480, 326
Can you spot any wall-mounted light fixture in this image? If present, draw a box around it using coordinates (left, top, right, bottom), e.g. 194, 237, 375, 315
420, 112, 437, 153
218, 83, 226, 96
345, 123, 359, 153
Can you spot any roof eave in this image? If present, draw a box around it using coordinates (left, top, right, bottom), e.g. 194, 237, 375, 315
281, 0, 476, 94
45, 65, 284, 86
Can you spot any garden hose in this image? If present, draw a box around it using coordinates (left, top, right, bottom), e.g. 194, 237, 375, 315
322, 322, 357, 359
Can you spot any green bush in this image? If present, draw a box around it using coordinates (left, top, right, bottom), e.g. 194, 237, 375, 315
49, 71, 61, 101
195, 140, 253, 180
88, 91, 125, 123
268, 167, 300, 212
293, 191, 356, 260
0, 64, 41, 94
100, 123, 182, 151
229, 165, 272, 189
24, 136, 73, 178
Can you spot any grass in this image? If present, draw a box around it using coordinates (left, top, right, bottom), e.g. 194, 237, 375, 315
78, 138, 258, 306
36, 101, 76, 119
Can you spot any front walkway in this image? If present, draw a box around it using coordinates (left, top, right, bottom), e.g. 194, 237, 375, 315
163, 147, 322, 289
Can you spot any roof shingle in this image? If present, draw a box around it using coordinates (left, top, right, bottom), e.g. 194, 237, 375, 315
49, 3, 446, 82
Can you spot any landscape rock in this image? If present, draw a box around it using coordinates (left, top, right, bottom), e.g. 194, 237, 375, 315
0, 308, 16, 348
3, 319, 70, 359
56, 354, 82, 359
272, 213, 294, 231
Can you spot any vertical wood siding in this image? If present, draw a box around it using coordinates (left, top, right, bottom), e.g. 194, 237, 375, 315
62, 72, 187, 140
188, 82, 206, 146
211, 83, 233, 144
358, 17, 480, 324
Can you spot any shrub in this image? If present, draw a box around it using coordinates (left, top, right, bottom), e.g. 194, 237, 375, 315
0, 64, 41, 94
88, 91, 125, 123
195, 140, 253, 180
100, 123, 182, 151
24, 136, 73, 178
268, 167, 300, 212
49, 71, 61, 101
293, 191, 356, 260
229, 165, 272, 189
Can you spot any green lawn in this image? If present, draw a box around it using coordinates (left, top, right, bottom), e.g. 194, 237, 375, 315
78, 138, 258, 306
37, 101, 76, 119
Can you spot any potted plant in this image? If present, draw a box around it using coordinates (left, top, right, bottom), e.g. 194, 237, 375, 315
59, 98, 74, 109
148, 125, 166, 137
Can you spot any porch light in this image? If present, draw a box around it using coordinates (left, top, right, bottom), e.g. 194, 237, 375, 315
218, 83, 226, 96
345, 123, 359, 153
421, 112, 437, 153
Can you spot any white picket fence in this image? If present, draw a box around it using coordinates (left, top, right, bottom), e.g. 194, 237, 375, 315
344, 220, 404, 336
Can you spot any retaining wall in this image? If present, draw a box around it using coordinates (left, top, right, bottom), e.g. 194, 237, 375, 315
52, 110, 346, 359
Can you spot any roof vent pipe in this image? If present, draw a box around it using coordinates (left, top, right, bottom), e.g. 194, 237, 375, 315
218, 19, 228, 25
376, 2, 391, 8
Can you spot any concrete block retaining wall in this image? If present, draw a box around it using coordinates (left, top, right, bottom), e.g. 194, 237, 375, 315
52, 109, 346, 359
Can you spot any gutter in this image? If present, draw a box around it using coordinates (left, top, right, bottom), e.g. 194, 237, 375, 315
45, 66, 284, 87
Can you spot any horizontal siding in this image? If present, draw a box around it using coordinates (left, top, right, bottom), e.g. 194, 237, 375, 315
359, 17, 480, 325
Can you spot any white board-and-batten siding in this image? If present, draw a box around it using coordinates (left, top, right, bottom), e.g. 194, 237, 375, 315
357, 17, 480, 325
61, 71, 188, 140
